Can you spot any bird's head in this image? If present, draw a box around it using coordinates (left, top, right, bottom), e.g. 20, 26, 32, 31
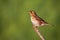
29, 10, 37, 17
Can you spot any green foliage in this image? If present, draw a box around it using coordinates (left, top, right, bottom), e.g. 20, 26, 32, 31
0, 0, 60, 40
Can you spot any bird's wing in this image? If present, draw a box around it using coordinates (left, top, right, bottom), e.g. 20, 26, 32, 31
35, 16, 48, 24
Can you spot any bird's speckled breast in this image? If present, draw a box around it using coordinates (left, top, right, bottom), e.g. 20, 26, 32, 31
31, 17, 40, 26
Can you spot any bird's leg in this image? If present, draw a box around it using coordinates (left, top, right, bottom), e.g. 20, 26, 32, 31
33, 26, 45, 40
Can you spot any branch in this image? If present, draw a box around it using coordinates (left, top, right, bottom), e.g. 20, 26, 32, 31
33, 26, 45, 40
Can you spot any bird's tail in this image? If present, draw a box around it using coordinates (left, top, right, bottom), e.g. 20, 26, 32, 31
47, 23, 55, 27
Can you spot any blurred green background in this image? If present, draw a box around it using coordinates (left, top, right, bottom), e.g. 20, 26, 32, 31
0, 0, 60, 40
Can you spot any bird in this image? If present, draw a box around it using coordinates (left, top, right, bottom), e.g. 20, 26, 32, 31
29, 10, 48, 28
28, 10, 50, 40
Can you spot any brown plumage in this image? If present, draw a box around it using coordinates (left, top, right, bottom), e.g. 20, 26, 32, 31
29, 10, 48, 27
28, 10, 49, 40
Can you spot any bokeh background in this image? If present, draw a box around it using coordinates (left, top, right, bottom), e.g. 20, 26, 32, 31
0, 0, 60, 40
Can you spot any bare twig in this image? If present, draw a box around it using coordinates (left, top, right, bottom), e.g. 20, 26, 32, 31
33, 26, 45, 40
